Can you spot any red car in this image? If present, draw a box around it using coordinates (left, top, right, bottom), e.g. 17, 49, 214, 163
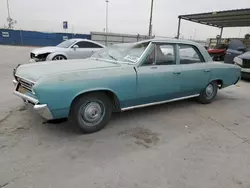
207, 43, 228, 61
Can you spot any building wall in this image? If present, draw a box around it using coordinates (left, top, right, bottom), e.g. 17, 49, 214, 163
0, 29, 91, 46
91, 31, 150, 46
0, 29, 206, 47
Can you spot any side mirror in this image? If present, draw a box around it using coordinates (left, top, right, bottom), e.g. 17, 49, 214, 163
72, 45, 79, 50
237, 47, 246, 52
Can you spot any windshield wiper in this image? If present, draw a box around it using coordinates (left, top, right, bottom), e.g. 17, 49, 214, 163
108, 52, 117, 61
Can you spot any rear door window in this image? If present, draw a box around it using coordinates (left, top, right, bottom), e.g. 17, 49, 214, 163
178, 44, 204, 64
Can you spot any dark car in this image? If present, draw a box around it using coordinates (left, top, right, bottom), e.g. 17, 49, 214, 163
224, 39, 247, 64
233, 52, 250, 79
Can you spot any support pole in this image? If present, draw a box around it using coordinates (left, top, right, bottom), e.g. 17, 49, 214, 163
219, 27, 223, 43
105, 0, 109, 46
148, 0, 154, 37
7, 0, 10, 18
176, 18, 181, 39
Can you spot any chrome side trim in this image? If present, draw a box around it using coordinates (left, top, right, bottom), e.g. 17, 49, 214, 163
121, 94, 200, 111
13, 91, 39, 104
34, 104, 53, 120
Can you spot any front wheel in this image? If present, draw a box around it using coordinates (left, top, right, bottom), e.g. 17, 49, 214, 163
52, 55, 67, 61
70, 93, 112, 134
197, 81, 218, 104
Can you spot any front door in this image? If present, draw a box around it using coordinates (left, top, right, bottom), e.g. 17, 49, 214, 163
177, 44, 211, 96
136, 43, 182, 105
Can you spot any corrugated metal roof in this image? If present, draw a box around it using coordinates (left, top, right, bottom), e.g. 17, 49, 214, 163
179, 8, 250, 28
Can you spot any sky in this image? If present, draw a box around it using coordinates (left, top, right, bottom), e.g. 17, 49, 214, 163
0, 0, 250, 40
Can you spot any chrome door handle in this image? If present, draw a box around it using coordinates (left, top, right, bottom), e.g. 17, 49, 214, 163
204, 69, 211, 73
173, 71, 181, 75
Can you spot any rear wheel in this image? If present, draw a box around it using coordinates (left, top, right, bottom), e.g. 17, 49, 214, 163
70, 93, 112, 134
197, 81, 218, 104
52, 55, 66, 61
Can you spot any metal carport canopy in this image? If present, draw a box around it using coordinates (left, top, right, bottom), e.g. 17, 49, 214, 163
176, 8, 250, 39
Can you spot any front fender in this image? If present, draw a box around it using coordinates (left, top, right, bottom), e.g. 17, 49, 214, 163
46, 52, 68, 60
72, 88, 120, 102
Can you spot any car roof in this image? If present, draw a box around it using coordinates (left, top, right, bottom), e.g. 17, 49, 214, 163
68, 38, 105, 47
134, 38, 202, 46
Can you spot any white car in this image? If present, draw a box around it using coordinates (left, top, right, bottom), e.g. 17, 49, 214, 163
30, 39, 105, 62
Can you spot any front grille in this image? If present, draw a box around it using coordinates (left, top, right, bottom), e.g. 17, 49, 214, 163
30, 53, 49, 61
30, 53, 35, 59
19, 78, 34, 92
242, 59, 250, 68
36, 53, 49, 61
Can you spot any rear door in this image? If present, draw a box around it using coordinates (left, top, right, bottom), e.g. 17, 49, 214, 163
177, 44, 211, 96
224, 39, 245, 64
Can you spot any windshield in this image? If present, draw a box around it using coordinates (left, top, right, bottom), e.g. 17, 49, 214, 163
92, 42, 150, 63
57, 39, 76, 48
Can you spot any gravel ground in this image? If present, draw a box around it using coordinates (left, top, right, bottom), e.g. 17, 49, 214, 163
1, 45, 250, 188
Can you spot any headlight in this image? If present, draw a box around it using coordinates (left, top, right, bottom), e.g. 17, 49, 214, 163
234, 57, 243, 66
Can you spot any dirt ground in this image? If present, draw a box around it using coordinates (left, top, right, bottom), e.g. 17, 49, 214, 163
1, 45, 250, 188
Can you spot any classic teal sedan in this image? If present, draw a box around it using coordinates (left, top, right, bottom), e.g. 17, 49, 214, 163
13, 39, 241, 133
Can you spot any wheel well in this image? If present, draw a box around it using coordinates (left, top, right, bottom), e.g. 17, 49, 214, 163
70, 90, 121, 113
214, 79, 223, 89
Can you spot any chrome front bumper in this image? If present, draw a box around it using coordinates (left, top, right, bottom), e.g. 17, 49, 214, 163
34, 104, 53, 120
13, 80, 53, 120
29, 58, 45, 63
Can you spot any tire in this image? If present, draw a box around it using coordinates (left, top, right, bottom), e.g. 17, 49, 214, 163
70, 93, 112, 134
197, 81, 218, 104
52, 55, 67, 61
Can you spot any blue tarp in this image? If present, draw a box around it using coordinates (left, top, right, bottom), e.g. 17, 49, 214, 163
0, 29, 91, 46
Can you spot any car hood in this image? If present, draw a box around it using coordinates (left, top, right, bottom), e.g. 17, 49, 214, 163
15, 59, 121, 82
237, 51, 250, 59
31, 46, 66, 55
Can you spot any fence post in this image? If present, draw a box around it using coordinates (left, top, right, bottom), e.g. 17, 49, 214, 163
20, 29, 23, 45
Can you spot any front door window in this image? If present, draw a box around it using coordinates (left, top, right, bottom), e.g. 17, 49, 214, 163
142, 44, 176, 66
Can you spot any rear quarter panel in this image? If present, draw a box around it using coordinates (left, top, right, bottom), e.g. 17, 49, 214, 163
208, 62, 241, 87
33, 66, 137, 118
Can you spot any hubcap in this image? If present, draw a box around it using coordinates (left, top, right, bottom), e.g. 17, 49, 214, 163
205, 84, 214, 98
79, 101, 105, 127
